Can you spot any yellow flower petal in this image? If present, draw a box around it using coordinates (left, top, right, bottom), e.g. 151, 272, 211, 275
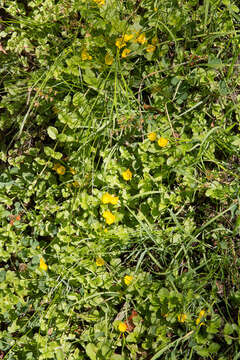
101, 193, 118, 205
72, 181, 80, 188
152, 36, 158, 45
148, 132, 157, 141
158, 137, 168, 147
137, 33, 147, 44
109, 195, 118, 205
103, 210, 116, 225
105, 53, 114, 65
146, 44, 156, 53
122, 48, 131, 58
123, 34, 134, 42
93, 0, 105, 5
115, 37, 126, 49
81, 49, 92, 61
53, 163, 60, 171
124, 275, 133, 285
118, 322, 127, 332
122, 169, 132, 181
70, 167, 76, 175
56, 165, 66, 175
196, 310, 206, 326
178, 314, 187, 323
199, 310, 206, 318
39, 258, 48, 271
96, 257, 105, 266
102, 193, 112, 204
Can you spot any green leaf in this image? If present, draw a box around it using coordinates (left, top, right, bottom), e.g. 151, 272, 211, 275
85, 343, 97, 360
0, 270, 6, 282
56, 348, 65, 360
224, 323, 234, 335
233, 215, 240, 235
208, 342, 220, 353
47, 126, 58, 140
195, 346, 209, 357
0, 194, 13, 206
44, 146, 62, 160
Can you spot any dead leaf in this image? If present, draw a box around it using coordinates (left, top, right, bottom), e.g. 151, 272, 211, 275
0, 43, 7, 54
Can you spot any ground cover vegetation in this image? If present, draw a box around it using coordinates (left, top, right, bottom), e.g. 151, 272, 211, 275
1, 0, 240, 358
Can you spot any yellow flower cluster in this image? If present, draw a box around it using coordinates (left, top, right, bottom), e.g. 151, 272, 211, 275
178, 313, 187, 323
147, 133, 169, 147
103, 210, 116, 225
53, 163, 66, 175
196, 310, 206, 326
136, 33, 147, 44
122, 48, 131, 58
115, 37, 127, 49
115, 32, 157, 58
81, 49, 92, 61
146, 44, 156, 53
102, 193, 118, 205
123, 34, 134, 42
93, 0, 105, 5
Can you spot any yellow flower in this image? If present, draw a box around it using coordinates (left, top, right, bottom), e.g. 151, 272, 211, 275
152, 36, 158, 45
148, 132, 157, 141
123, 34, 134, 42
115, 37, 126, 49
178, 314, 187, 323
158, 137, 168, 147
81, 49, 92, 61
101, 193, 118, 205
122, 48, 131, 58
56, 165, 66, 175
137, 33, 147, 44
53, 163, 60, 171
103, 210, 116, 225
39, 258, 48, 271
70, 167, 76, 175
53, 163, 66, 175
105, 53, 114, 65
93, 0, 105, 5
72, 181, 80, 188
146, 44, 156, 53
196, 310, 206, 326
118, 322, 127, 332
122, 169, 132, 181
96, 257, 105, 266
124, 275, 133, 285
199, 310, 206, 318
